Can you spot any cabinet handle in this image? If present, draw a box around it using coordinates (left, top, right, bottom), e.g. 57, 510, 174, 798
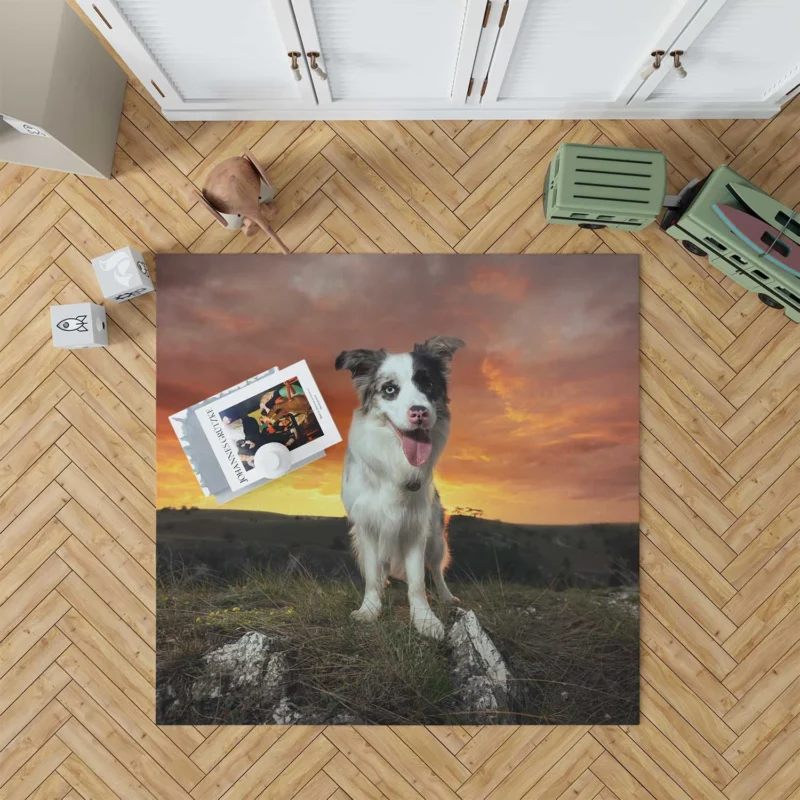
307, 52, 328, 81
640, 50, 665, 81
92, 4, 113, 29
670, 50, 687, 79
288, 52, 302, 81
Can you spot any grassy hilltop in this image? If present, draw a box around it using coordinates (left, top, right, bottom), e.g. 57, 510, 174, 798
156, 508, 639, 725
157, 570, 639, 726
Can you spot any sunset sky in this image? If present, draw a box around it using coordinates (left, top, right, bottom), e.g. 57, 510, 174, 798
156, 254, 639, 525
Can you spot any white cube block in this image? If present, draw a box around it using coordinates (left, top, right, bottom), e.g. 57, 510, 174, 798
91, 246, 154, 302
51, 303, 108, 349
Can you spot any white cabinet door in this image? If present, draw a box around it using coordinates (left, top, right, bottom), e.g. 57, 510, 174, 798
289, 0, 486, 109
632, 0, 800, 109
76, 0, 316, 112
479, 0, 706, 112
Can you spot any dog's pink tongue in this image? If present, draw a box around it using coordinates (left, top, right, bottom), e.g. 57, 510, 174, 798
402, 430, 432, 467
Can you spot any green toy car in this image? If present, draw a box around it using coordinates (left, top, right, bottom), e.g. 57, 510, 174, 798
543, 143, 667, 232
660, 165, 800, 323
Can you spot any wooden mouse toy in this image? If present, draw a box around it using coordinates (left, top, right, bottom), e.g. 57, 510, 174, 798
197, 148, 289, 254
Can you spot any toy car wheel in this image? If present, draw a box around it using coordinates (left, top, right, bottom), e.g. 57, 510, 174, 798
682, 240, 707, 257
758, 293, 784, 310
578, 223, 606, 229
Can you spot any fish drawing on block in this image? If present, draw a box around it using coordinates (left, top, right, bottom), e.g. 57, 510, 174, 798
712, 204, 800, 277
56, 315, 89, 332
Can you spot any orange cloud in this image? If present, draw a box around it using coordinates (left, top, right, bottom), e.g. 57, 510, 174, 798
469, 268, 530, 300
481, 354, 526, 400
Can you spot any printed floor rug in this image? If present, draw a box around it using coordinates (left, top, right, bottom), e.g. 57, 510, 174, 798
156, 254, 640, 726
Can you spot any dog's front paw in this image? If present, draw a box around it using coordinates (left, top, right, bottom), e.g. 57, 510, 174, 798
412, 608, 445, 640
441, 591, 460, 605
351, 606, 381, 623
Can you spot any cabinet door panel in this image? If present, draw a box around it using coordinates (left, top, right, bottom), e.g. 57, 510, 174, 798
481, 0, 706, 108
78, 0, 315, 110
647, 0, 800, 103
489, 0, 695, 103
292, 0, 485, 106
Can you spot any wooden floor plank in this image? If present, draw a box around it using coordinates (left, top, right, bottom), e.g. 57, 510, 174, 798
261, 122, 335, 190
0, 228, 68, 316
724, 564, 800, 663
723, 643, 800, 734
323, 130, 461, 250
0, 170, 65, 244
55, 531, 153, 643
724, 533, 800, 626
723, 677, 800, 772
364, 121, 469, 210
400, 121, 469, 175
641, 502, 736, 608
56, 681, 193, 800
56, 645, 203, 789
56, 391, 154, 502
641, 645, 737, 752
0, 163, 37, 206
56, 753, 122, 800
121, 85, 202, 176
2, 715, 73, 796
190, 727, 285, 800
641, 606, 737, 717
111, 147, 202, 249
56, 571, 153, 683
116, 116, 201, 212
591, 726, 695, 800
0, 733, 70, 800
641, 572, 737, 685
0, 670, 70, 756
640, 682, 737, 790
455, 119, 580, 231
56, 717, 158, 800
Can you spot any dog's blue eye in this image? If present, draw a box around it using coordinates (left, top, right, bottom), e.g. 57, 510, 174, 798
383, 385, 396, 395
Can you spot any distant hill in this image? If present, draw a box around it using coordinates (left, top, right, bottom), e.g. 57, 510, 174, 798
157, 508, 638, 587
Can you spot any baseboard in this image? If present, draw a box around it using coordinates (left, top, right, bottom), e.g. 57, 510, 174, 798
163, 103, 780, 122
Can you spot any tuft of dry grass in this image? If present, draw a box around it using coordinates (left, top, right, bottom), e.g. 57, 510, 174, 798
156, 566, 638, 725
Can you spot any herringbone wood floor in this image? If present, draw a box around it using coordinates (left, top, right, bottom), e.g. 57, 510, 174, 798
3, 66, 800, 800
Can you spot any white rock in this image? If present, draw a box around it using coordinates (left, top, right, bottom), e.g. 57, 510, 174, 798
204, 632, 273, 686
448, 609, 513, 721
193, 631, 285, 701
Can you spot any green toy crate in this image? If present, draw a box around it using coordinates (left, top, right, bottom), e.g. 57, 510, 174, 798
544, 143, 667, 231
660, 165, 800, 323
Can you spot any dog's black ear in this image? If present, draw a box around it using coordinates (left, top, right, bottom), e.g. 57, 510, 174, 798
335, 348, 387, 404
414, 336, 465, 369
335, 349, 384, 377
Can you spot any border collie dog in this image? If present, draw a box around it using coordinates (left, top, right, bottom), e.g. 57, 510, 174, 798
335, 336, 465, 639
